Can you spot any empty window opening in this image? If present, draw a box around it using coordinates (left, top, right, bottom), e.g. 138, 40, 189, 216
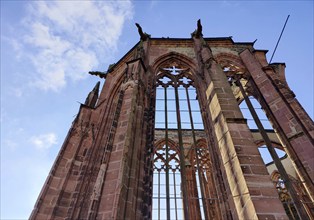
152, 66, 218, 219
239, 97, 273, 130
234, 81, 307, 220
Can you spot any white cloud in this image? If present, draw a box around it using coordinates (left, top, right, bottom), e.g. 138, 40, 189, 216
30, 132, 58, 150
19, 1, 133, 91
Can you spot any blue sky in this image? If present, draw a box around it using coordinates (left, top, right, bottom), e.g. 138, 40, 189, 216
1, 1, 313, 219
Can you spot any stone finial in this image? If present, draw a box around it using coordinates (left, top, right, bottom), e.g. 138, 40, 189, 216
192, 19, 203, 38
135, 23, 150, 41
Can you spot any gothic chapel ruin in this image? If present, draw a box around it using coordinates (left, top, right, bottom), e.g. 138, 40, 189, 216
30, 20, 314, 220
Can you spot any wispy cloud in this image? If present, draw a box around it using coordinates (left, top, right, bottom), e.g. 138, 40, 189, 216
17, 1, 133, 91
30, 132, 58, 150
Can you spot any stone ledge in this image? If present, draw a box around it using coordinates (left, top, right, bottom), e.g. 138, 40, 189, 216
226, 118, 247, 124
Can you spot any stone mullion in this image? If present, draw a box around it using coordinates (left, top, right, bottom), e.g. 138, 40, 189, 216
186, 165, 202, 220
200, 156, 218, 218
203, 168, 221, 219
240, 49, 314, 203
199, 170, 213, 219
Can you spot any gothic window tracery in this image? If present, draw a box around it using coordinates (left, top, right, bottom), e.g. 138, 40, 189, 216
271, 173, 300, 220
152, 63, 219, 219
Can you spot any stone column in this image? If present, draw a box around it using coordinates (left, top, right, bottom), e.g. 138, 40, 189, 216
193, 36, 288, 219
95, 58, 149, 220
186, 165, 202, 219
240, 48, 314, 203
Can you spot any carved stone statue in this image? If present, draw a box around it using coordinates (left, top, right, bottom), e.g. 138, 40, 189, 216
192, 19, 203, 38
135, 23, 150, 41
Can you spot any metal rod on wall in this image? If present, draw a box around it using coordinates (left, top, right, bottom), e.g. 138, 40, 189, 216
269, 15, 290, 63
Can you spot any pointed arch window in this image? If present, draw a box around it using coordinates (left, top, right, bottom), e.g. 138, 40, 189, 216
152, 65, 219, 220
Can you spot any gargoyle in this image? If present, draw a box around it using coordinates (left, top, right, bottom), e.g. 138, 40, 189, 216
88, 71, 107, 79
135, 23, 150, 41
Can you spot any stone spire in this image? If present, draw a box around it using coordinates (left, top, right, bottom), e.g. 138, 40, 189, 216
84, 81, 100, 108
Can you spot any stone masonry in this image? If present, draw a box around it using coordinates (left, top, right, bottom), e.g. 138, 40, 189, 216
30, 21, 314, 220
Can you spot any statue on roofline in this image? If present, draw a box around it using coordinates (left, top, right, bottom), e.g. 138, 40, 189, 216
135, 23, 150, 41
192, 19, 203, 38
